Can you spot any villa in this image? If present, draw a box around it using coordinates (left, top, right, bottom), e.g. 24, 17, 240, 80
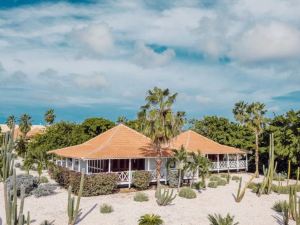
49, 124, 247, 187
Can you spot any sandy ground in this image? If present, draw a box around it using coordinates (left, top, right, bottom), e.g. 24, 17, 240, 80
0, 168, 296, 225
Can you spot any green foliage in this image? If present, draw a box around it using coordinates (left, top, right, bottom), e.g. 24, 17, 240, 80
288, 186, 300, 223
209, 175, 222, 182
49, 165, 118, 196
178, 187, 197, 199
134, 192, 149, 202
208, 213, 239, 225
170, 146, 188, 190
1, 129, 15, 181
100, 203, 113, 214
32, 184, 57, 198
81, 117, 115, 138
155, 187, 176, 206
15, 137, 28, 157
167, 170, 179, 188
67, 171, 84, 225
234, 175, 255, 203
6, 174, 39, 196
40, 220, 54, 225
217, 179, 227, 186
39, 176, 49, 183
44, 109, 56, 125
207, 182, 218, 188
231, 176, 240, 181
6, 115, 16, 130
138, 214, 164, 225
132, 171, 152, 190
272, 200, 286, 212
19, 114, 32, 137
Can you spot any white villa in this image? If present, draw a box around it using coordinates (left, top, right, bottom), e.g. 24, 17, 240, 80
49, 124, 247, 187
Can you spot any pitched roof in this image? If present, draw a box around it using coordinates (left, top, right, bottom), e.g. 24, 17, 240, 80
48, 124, 172, 159
0, 124, 46, 139
170, 130, 245, 155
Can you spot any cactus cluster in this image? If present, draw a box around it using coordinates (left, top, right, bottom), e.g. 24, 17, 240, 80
4, 169, 30, 225
67, 171, 84, 225
234, 175, 255, 203
258, 133, 277, 196
1, 128, 15, 181
155, 187, 176, 206
289, 186, 300, 224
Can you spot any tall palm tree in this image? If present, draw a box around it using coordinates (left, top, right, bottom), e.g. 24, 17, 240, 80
188, 151, 210, 188
6, 115, 16, 130
19, 114, 32, 138
138, 87, 186, 187
233, 101, 267, 177
44, 109, 56, 125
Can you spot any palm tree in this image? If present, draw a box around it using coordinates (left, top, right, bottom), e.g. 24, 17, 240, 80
208, 213, 239, 225
170, 146, 188, 190
188, 151, 209, 188
233, 101, 267, 177
138, 87, 185, 187
6, 115, 16, 130
19, 114, 32, 138
44, 109, 56, 125
117, 116, 127, 124
138, 214, 163, 225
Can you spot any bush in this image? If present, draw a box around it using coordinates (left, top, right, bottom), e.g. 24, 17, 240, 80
217, 179, 227, 186
193, 181, 205, 190
50, 165, 118, 196
32, 184, 57, 198
6, 174, 39, 196
138, 214, 163, 225
134, 192, 149, 202
231, 175, 240, 181
272, 200, 286, 212
208, 213, 238, 225
39, 176, 49, 183
168, 170, 179, 188
100, 203, 113, 213
132, 171, 152, 190
178, 187, 197, 199
207, 181, 218, 188
209, 175, 221, 182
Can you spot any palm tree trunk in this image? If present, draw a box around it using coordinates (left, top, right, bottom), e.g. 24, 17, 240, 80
156, 157, 162, 187
255, 132, 259, 178
177, 169, 182, 191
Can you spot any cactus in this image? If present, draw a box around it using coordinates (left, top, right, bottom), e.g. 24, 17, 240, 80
1, 127, 15, 181
296, 167, 299, 186
234, 174, 255, 202
287, 160, 291, 186
4, 169, 30, 225
67, 171, 84, 225
258, 133, 277, 196
288, 186, 300, 224
155, 187, 176, 206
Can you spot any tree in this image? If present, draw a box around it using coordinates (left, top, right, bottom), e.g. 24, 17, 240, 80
170, 146, 188, 190
19, 114, 32, 138
117, 116, 128, 124
6, 115, 16, 130
138, 87, 185, 187
233, 101, 267, 176
81, 117, 115, 138
44, 109, 56, 125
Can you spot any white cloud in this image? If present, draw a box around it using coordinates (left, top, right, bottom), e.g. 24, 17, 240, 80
132, 42, 175, 67
71, 24, 115, 56
73, 73, 108, 89
231, 22, 300, 62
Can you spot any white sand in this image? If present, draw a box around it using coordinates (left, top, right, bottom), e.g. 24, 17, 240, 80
0, 172, 296, 225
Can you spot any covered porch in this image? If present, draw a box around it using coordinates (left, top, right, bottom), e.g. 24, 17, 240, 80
207, 154, 248, 172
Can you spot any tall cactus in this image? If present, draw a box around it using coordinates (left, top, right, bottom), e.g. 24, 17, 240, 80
287, 160, 291, 186
4, 169, 30, 225
234, 174, 255, 202
296, 167, 299, 186
258, 133, 276, 196
67, 171, 84, 225
288, 186, 300, 224
155, 187, 177, 206
1, 127, 15, 181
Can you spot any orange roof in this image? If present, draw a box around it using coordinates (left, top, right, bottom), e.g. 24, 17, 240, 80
14, 125, 46, 139
170, 130, 245, 155
49, 124, 172, 159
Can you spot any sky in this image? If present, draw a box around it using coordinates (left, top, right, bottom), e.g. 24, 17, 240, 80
0, 0, 299, 124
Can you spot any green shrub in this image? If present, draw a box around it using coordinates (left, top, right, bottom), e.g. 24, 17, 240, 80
178, 187, 197, 199
208, 213, 239, 225
39, 176, 49, 183
6, 174, 39, 196
100, 203, 113, 214
134, 192, 149, 202
209, 175, 221, 182
208, 181, 218, 188
138, 214, 163, 225
217, 179, 227, 186
193, 181, 205, 190
168, 170, 179, 188
272, 200, 286, 212
32, 184, 57, 198
132, 171, 152, 190
50, 165, 118, 196
40, 220, 54, 225
231, 176, 240, 181
220, 173, 227, 178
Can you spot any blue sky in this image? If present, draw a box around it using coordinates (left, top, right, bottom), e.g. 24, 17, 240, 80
0, 0, 299, 124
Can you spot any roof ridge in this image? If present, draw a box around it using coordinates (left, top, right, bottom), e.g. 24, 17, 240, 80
120, 123, 152, 141
84, 124, 121, 158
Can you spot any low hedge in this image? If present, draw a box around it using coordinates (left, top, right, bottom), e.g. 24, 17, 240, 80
49, 165, 118, 196
207, 181, 218, 188
179, 187, 197, 199
132, 171, 152, 190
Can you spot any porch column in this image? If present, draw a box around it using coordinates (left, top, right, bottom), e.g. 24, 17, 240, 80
71, 158, 75, 170
147, 158, 150, 171
246, 154, 248, 171
227, 154, 229, 169
65, 158, 68, 168
217, 154, 220, 173
236, 154, 239, 172
108, 159, 111, 172
128, 159, 132, 188
78, 159, 81, 172
60, 157, 63, 166
86, 160, 89, 175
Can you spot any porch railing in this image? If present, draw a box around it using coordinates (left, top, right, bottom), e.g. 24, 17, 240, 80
210, 160, 246, 171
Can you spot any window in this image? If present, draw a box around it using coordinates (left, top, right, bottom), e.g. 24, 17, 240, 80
88, 160, 109, 173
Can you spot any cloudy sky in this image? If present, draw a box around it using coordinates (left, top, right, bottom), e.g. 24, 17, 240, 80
0, 0, 299, 124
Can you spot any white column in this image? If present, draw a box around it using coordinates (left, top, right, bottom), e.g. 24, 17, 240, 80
147, 158, 150, 171
236, 154, 239, 172
71, 158, 75, 170
86, 160, 89, 175
108, 159, 111, 172
78, 159, 81, 172
217, 154, 220, 173
60, 157, 63, 166
128, 159, 132, 188
227, 154, 230, 169
246, 154, 248, 171
65, 158, 68, 168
